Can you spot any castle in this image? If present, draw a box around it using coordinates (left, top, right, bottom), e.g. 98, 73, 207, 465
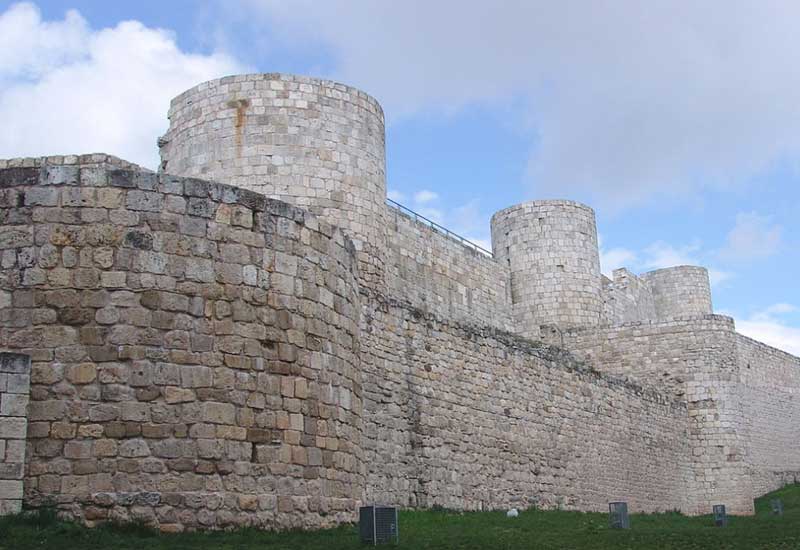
0, 73, 798, 531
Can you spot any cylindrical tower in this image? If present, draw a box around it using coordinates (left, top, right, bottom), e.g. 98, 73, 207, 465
641, 266, 713, 320
159, 73, 387, 285
491, 200, 602, 338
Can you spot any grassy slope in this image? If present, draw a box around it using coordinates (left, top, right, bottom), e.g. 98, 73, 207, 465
2, 485, 800, 549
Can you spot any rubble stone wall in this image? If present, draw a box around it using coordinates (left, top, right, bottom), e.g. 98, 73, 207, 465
0, 353, 31, 515
737, 334, 800, 496
561, 316, 756, 515
0, 158, 362, 531
360, 289, 692, 514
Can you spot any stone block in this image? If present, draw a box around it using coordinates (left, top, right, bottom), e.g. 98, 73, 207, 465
0, 418, 26, 439
0, 480, 23, 500
202, 402, 236, 425
4, 441, 24, 462
0, 394, 29, 417
0, 463, 23, 480
164, 387, 195, 404
66, 363, 97, 385
0, 353, 31, 375
126, 190, 163, 212
0, 499, 22, 515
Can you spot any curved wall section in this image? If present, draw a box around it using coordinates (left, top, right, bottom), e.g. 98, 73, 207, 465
159, 73, 387, 285
642, 266, 712, 320
0, 157, 362, 531
491, 200, 602, 337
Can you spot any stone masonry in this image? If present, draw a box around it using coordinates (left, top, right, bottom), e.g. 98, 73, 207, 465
0, 353, 31, 515
0, 72, 798, 531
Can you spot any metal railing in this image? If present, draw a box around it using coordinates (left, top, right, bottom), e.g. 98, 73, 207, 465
386, 197, 493, 257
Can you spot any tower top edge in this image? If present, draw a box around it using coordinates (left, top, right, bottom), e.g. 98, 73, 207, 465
169, 72, 384, 116
491, 199, 595, 223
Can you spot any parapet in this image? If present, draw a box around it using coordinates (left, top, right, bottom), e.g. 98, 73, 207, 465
159, 73, 387, 284
491, 200, 602, 337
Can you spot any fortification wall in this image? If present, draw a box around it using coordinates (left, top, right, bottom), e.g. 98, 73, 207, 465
0, 158, 363, 531
736, 334, 800, 496
385, 206, 512, 330
601, 268, 657, 325
159, 73, 387, 285
492, 200, 602, 337
560, 316, 755, 514
359, 289, 692, 513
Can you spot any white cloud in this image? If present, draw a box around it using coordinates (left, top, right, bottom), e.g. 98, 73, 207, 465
387, 189, 406, 202
231, 0, 800, 208
596, 238, 732, 287
0, 2, 246, 168
600, 247, 637, 276
641, 241, 734, 287
736, 304, 800, 356
752, 303, 797, 320
413, 190, 438, 204
641, 241, 702, 270
718, 211, 781, 262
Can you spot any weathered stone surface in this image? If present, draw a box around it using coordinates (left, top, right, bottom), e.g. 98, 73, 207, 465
0, 75, 796, 532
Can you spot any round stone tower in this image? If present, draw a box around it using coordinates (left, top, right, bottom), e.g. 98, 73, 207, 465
159, 73, 387, 285
641, 266, 713, 320
491, 200, 602, 338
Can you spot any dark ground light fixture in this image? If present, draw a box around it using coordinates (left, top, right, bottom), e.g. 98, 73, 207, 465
359, 506, 399, 545
713, 504, 728, 527
608, 502, 630, 529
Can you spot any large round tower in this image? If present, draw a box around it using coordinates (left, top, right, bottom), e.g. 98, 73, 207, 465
641, 266, 713, 320
158, 73, 387, 285
491, 200, 602, 338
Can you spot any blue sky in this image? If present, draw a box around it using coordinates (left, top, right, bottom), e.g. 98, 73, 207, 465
1, 1, 799, 354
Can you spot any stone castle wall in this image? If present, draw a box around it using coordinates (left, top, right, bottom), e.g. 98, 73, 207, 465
385, 205, 512, 330
1, 72, 800, 530
560, 316, 758, 515
359, 290, 692, 513
601, 268, 658, 325
736, 334, 800, 496
0, 157, 363, 530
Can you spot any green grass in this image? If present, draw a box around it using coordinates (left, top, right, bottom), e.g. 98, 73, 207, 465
2, 485, 800, 549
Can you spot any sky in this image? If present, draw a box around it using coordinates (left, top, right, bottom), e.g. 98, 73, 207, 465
1, 0, 798, 355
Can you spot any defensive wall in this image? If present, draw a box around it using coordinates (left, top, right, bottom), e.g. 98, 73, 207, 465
0, 72, 797, 530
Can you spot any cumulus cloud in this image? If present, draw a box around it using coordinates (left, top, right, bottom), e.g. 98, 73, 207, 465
413, 190, 439, 204
641, 241, 702, 271
0, 2, 245, 168
387, 189, 406, 202
718, 212, 782, 262
230, 0, 800, 208
599, 247, 637, 276
642, 241, 733, 287
595, 237, 733, 286
736, 304, 800, 356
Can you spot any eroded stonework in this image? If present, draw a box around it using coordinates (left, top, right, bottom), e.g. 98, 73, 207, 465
0, 73, 798, 531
